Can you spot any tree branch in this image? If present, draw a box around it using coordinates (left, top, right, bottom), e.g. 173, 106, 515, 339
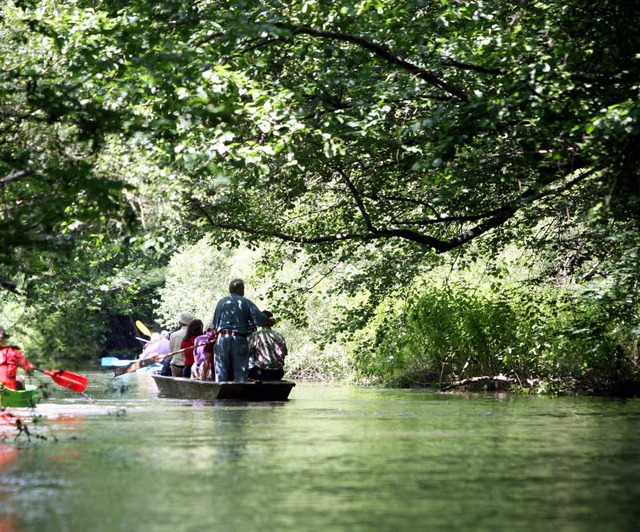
284, 24, 469, 102
439, 374, 516, 392
437, 207, 517, 252
436, 167, 597, 252
192, 198, 446, 249
336, 168, 377, 233
0, 170, 30, 186
192, 167, 598, 254
440, 58, 505, 75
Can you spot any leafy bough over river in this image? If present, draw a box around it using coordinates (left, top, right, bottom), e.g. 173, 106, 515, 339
1, 370, 640, 531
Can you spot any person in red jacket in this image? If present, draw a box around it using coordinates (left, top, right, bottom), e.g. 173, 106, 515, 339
179, 319, 203, 379
0, 326, 34, 390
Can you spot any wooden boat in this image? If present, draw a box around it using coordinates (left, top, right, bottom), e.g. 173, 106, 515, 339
0, 384, 39, 408
151, 374, 295, 401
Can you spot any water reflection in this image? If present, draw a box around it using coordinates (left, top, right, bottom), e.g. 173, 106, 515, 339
0, 373, 639, 531
0, 442, 19, 532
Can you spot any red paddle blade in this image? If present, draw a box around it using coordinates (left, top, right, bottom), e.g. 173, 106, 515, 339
44, 370, 88, 393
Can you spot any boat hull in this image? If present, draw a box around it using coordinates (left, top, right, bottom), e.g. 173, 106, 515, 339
151, 374, 295, 401
0, 384, 39, 408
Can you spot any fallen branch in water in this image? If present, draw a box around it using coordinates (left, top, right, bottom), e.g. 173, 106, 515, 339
287, 366, 325, 381
438, 374, 515, 392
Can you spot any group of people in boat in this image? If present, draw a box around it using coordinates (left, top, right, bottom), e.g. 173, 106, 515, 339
152, 278, 288, 383
2, 278, 288, 389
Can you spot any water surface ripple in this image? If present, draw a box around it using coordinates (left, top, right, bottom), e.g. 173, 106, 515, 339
1, 371, 639, 531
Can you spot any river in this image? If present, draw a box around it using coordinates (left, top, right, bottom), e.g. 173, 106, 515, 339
1, 370, 640, 531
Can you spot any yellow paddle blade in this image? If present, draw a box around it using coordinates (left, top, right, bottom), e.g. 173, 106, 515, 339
135, 320, 152, 337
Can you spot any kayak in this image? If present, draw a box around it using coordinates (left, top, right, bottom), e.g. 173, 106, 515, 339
151, 374, 295, 401
101, 356, 135, 368
0, 384, 39, 408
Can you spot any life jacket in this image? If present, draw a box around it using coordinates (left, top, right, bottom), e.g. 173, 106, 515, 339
0, 346, 29, 390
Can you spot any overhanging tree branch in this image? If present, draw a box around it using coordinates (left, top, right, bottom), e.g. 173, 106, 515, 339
440, 58, 505, 75
192, 199, 383, 244
336, 168, 377, 233
283, 24, 469, 102
1, 170, 31, 186
437, 167, 598, 251
192, 166, 597, 254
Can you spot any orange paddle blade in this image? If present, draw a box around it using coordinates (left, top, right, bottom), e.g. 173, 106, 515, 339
37, 369, 88, 393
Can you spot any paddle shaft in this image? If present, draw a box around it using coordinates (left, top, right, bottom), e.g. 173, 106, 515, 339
113, 340, 215, 377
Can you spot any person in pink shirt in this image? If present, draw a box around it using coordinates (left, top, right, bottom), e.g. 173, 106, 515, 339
192, 327, 215, 380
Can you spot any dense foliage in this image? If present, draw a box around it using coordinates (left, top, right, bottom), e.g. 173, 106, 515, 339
350, 252, 639, 393
131, 0, 640, 292
1, 1, 638, 390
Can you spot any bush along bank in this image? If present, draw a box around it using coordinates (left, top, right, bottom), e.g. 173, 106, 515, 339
348, 281, 639, 396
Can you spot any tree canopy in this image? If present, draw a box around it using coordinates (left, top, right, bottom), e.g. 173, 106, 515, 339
1, 1, 639, 380
3, 0, 639, 276
131, 0, 639, 259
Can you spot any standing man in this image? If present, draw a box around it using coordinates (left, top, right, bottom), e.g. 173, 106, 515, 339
210, 279, 274, 382
169, 311, 194, 377
0, 326, 34, 390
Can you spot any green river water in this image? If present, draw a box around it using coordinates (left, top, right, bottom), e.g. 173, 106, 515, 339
1, 370, 640, 531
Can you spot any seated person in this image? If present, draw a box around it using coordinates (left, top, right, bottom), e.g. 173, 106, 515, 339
141, 332, 161, 360
247, 311, 287, 381
180, 319, 204, 379
160, 355, 172, 376
157, 331, 170, 356
0, 326, 34, 391
192, 328, 215, 380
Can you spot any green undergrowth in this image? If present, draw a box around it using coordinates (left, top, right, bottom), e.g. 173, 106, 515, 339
347, 277, 639, 395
